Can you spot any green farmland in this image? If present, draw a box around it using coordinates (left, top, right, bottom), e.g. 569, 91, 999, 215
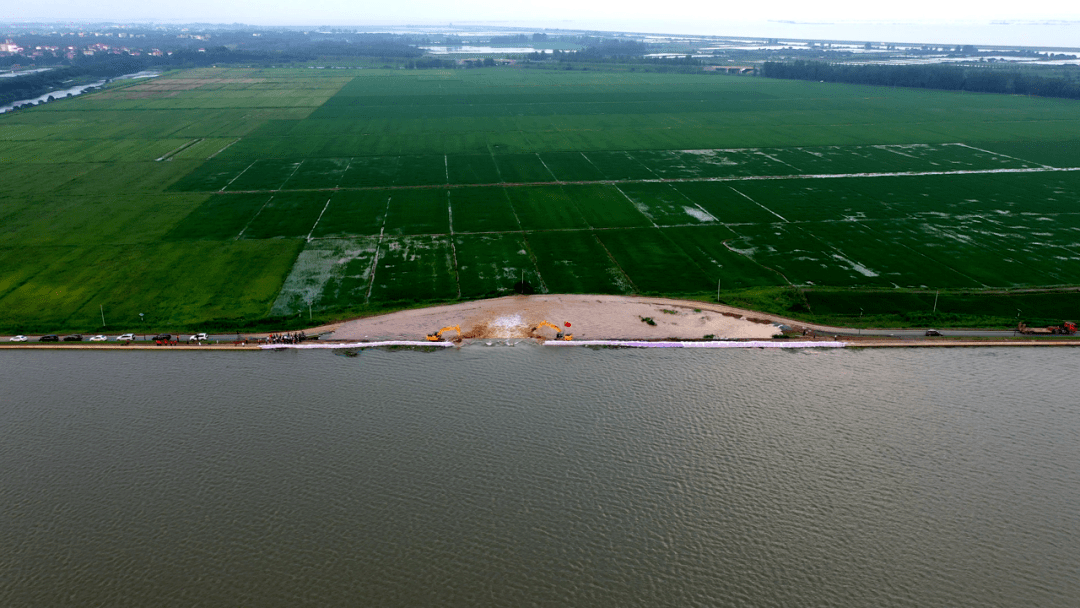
2, 66, 1080, 333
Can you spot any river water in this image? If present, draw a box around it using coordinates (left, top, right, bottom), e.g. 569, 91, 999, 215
0, 71, 158, 114
1, 346, 1077, 606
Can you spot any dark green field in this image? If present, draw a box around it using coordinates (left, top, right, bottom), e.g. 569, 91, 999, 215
2, 66, 1079, 332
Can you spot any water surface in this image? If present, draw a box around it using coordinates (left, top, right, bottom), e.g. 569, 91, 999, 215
1, 347, 1077, 606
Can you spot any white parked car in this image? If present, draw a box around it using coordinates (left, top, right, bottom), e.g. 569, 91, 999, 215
9, 335, 28, 342
117, 333, 136, 341
88, 335, 108, 342
189, 332, 208, 341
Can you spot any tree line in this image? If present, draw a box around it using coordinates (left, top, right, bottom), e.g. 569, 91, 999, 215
761, 60, 1080, 100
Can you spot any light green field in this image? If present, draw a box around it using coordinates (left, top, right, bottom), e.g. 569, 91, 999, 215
2, 66, 1079, 332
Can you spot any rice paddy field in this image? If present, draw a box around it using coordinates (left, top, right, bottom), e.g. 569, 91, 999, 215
2, 66, 1079, 332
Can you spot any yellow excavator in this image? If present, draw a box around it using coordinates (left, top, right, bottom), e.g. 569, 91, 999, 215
535, 320, 572, 341
426, 325, 462, 341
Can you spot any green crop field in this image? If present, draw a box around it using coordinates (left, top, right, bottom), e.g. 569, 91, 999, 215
2, 66, 1080, 333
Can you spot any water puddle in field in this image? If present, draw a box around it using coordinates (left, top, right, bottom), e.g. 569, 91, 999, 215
832, 253, 879, 277
683, 206, 717, 222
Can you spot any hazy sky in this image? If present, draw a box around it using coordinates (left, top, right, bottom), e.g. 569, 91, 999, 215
10, 0, 1080, 45
14, 0, 1080, 24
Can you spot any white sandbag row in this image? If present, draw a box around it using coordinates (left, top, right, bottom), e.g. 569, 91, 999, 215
543, 340, 846, 348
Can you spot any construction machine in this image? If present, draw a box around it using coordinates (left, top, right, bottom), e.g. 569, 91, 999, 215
1017, 321, 1077, 335
535, 320, 572, 340
426, 325, 462, 341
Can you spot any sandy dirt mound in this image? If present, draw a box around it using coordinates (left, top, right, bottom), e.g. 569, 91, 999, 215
329, 295, 781, 342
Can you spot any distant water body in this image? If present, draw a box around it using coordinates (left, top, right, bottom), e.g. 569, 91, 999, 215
452, 19, 1080, 48
420, 45, 556, 54
1, 347, 1078, 606
0, 71, 158, 114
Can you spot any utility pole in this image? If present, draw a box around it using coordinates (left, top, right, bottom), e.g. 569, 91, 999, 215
717, 278, 721, 302
933, 291, 939, 314
100, 304, 105, 326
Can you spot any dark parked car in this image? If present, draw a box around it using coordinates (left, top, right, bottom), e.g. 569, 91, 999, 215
62, 334, 83, 341
38, 334, 59, 342
925, 329, 943, 337
152, 334, 173, 341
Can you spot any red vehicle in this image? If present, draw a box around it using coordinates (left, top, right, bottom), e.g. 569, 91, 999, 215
1017, 321, 1076, 335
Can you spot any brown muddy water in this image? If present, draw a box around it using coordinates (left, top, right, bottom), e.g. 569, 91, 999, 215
1, 346, 1078, 606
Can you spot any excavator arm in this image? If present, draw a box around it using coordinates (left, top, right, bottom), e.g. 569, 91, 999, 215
535, 320, 572, 340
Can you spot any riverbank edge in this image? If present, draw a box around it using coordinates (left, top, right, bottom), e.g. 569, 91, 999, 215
3, 295, 1079, 349
3, 338, 1080, 350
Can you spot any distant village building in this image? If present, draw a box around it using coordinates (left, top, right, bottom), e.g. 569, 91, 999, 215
703, 65, 756, 75
0, 39, 24, 54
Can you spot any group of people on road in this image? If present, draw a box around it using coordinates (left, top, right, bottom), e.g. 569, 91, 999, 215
262, 331, 307, 345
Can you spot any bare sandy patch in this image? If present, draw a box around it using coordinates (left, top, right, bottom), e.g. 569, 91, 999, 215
329, 294, 783, 342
